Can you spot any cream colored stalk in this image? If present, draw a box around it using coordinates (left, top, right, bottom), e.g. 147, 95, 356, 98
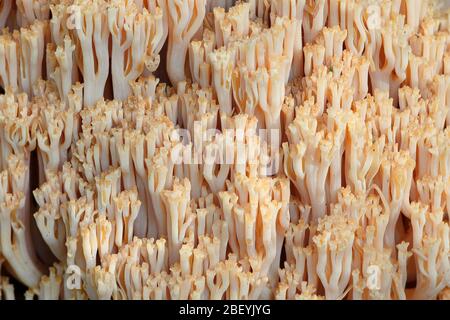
25, 265, 62, 300
270, 0, 306, 80
0, 156, 45, 288
416, 126, 450, 181
110, 129, 137, 192
72, 0, 110, 107
0, 0, 12, 29
0, 21, 48, 96
316, 26, 347, 65
202, 133, 232, 194
206, 261, 230, 299
248, 0, 270, 22
392, 242, 412, 300
17, 20, 48, 97
284, 109, 339, 223
427, 75, 450, 128
0, 32, 19, 91
174, 142, 206, 199
313, 214, 355, 300
324, 107, 348, 203
275, 264, 302, 299
94, 168, 122, 218
416, 175, 447, 213
130, 74, 160, 100
303, 0, 327, 44
0, 276, 15, 300
410, 204, 450, 299
337, 0, 367, 55
303, 43, 324, 76
218, 176, 284, 283
178, 82, 219, 134
410, 32, 446, 81
302, 66, 332, 115
257, 61, 286, 136
130, 117, 177, 238
206, 0, 235, 13
225, 256, 268, 299
366, 16, 412, 104
36, 105, 75, 182
33, 173, 67, 261
401, 0, 427, 32
232, 64, 260, 116
293, 282, 323, 300
161, 178, 196, 265
112, 189, 141, 248
376, 150, 415, 249
209, 47, 235, 114
80, 221, 101, 298
47, 36, 77, 103
259, 18, 295, 84
49, 1, 70, 46
213, 3, 250, 48
345, 113, 384, 194
351, 55, 370, 100
284, 219, 308, 283
0, 90, 37, 170
189, 29, 215, 89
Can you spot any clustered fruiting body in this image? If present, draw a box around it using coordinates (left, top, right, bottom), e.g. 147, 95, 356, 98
0, 0, 449, 300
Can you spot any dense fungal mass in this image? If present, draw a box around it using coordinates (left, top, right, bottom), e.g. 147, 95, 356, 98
0, 0, 449, 300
